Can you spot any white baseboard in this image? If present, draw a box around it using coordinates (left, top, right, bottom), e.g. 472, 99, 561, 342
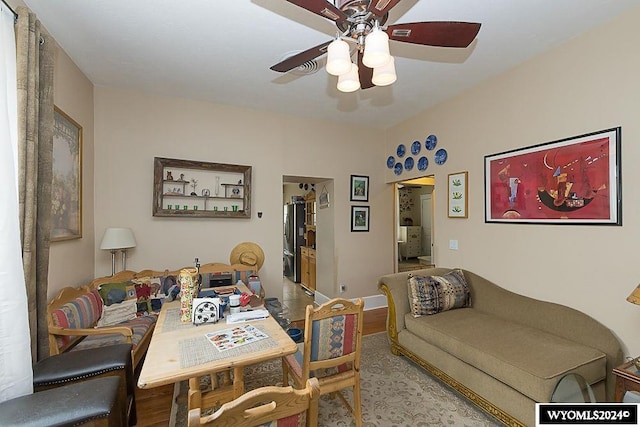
314, 291, 388, 311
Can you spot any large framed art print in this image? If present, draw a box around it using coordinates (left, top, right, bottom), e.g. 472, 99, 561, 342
52, 107, 83, 241
484, 127, 621, 225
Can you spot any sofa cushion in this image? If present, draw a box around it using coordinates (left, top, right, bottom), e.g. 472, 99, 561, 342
72, 315, 157, 353
50, 290, 104, 349
404, 308, 606, 402
98, 281, 134, 306
97, 299, 138, 327
407, 269, 470, 317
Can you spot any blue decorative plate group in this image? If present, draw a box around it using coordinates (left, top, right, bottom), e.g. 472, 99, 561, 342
386, 134, 444, 176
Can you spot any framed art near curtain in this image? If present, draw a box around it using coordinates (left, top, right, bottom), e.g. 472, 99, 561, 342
484, 127, 621, 225
52, 107, 82, 241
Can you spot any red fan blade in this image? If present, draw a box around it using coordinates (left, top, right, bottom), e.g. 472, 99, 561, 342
270, 41, 332, 73
367, 0, 403, 17
286, 0, 347, 23
357, 50, 374, 89
386, 22, 481, 48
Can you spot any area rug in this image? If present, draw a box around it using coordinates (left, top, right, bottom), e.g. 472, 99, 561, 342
172, 332, 501, 426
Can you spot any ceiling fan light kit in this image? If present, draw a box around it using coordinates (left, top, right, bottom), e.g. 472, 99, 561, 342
337, 63, 361, 92
371, 56, 396, 86
326, 38, 352, 76
271, 0, 481, 93
362, 26, 391, 68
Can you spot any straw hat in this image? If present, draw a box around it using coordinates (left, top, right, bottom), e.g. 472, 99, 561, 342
230, 242, 265, 270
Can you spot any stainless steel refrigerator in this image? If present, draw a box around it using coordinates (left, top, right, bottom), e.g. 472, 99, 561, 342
283, 203, 306, 283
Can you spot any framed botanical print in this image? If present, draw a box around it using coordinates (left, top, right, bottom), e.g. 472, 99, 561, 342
350, 175, 369, 202
351, 205, 370, 232
448, 171, 468, 218
52, 107, 82, 241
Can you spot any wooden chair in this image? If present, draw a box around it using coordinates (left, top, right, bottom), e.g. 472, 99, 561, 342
187, 377, 320, 427
282, 298, 364, 427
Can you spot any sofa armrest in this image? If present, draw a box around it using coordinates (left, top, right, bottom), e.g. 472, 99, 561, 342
49, 325, 133, 340
378, 273, 410, 338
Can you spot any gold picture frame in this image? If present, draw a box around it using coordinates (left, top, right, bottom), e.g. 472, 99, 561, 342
448, 171, 468, 218
52, 107, 82, 241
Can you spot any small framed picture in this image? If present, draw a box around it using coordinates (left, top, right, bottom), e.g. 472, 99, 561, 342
350, 175, 369, 202
318, 187, 330, 209
448, 171, 468, 218
351, 206, 370, 232
125, 285, 137, 300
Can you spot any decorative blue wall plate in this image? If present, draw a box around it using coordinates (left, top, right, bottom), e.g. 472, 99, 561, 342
435, 148, 448, 165
404, 157, 414, 171
425, 134, 437, 151
411, 140, 421, 155
417, 156, 428, 171
394, 162, 403, 175
386, 155, 395, 169
396, 144, 406, 158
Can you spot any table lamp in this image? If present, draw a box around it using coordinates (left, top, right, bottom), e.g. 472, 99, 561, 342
100, 227, 137, 276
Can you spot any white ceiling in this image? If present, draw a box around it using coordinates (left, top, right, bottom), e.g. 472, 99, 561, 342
22, 0, 638, 129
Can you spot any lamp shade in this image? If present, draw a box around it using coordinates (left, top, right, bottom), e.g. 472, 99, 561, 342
627, 285, 640, 305
337, 63, 360, 93
100, 227, 136, 250
372, 56, 397, 86
326, 38, 352, 76
362, 27, 390, 68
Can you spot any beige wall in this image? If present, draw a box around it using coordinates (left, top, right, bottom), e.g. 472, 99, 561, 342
93, 87, 392, 300
387, 8, 640, 355
48, 46, 95, 299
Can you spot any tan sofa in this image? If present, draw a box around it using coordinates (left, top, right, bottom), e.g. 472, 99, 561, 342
378, 267, 623, 427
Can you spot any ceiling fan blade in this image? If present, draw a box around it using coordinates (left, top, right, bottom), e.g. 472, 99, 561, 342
386, 22, 481, 48
367, 0, 403, 17
285, 0, 347, 23
270, 41, 332, 73
357, 50, 374, 89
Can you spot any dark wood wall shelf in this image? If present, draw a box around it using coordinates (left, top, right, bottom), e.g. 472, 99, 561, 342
153, 157, 251, 218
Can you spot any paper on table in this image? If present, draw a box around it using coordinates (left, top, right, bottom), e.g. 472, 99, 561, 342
226, 309, 270, 324
205, 324, 268, 352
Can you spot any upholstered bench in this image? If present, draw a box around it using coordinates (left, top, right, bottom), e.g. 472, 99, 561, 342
47, 285, 156, 370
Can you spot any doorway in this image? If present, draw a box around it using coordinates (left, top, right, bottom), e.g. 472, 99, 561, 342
396, 176, 435, 272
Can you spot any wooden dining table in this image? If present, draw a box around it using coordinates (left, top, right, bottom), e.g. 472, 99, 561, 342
137, 288, 298, 412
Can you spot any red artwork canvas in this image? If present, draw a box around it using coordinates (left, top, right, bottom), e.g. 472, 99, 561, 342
484, 128, 621, 224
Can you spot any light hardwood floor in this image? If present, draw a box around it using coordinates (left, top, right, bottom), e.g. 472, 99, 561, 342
133, 279, 387, 426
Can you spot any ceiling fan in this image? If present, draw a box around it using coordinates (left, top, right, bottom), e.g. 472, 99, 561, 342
270, 0, 481, 92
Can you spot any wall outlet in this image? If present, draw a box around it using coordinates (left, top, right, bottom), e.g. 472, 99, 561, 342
340, 284, 346, 293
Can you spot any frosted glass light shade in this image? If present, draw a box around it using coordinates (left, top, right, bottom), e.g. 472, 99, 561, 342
326, 38, 352, 76
362, 27, 390, 68
100, 227, 137, 250
372, 56, 397, 86
337, 63, 360, 92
